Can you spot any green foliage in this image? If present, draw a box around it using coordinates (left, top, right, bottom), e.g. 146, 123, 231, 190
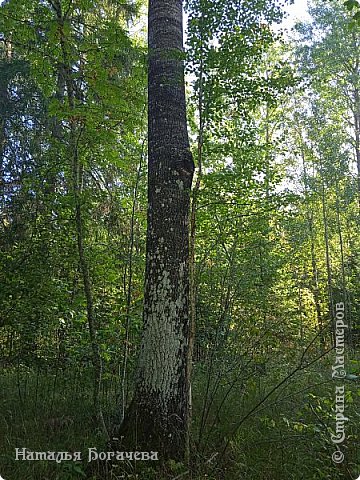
0, 0, 359, 478
344, 0, 360, 24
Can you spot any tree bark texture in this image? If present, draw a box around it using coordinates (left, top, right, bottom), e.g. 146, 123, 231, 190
119, 0, 194, 460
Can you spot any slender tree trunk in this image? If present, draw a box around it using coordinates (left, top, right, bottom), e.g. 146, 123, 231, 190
187, 51, 204, 458
320, 174, 335, 345
309, 221, 325, 348
120, 136, 145, 424
354, 86, 360, 212
0, 40, 12, 188
335, 179, 352, 347
299, 138, 325, 348
118, 0, 194, 460
351, 31, 360, 212
51, 0, 108, 440
0, 74, 6, 186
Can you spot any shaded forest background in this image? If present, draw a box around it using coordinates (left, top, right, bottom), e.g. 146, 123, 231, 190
0, 0, 359, 478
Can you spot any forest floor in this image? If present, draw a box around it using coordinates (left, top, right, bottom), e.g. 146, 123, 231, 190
0, 357, 359, 480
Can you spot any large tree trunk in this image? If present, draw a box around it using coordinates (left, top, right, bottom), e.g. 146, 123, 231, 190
118, 0, 194, 460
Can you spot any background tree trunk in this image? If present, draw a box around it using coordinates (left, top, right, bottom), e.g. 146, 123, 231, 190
118, 0, 194, 460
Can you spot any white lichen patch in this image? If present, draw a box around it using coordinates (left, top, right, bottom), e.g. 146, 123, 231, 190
176, 179, 184, 190
138, 265, 188, 409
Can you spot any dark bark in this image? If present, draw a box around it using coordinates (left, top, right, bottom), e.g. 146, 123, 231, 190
118, 0, 194, 460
